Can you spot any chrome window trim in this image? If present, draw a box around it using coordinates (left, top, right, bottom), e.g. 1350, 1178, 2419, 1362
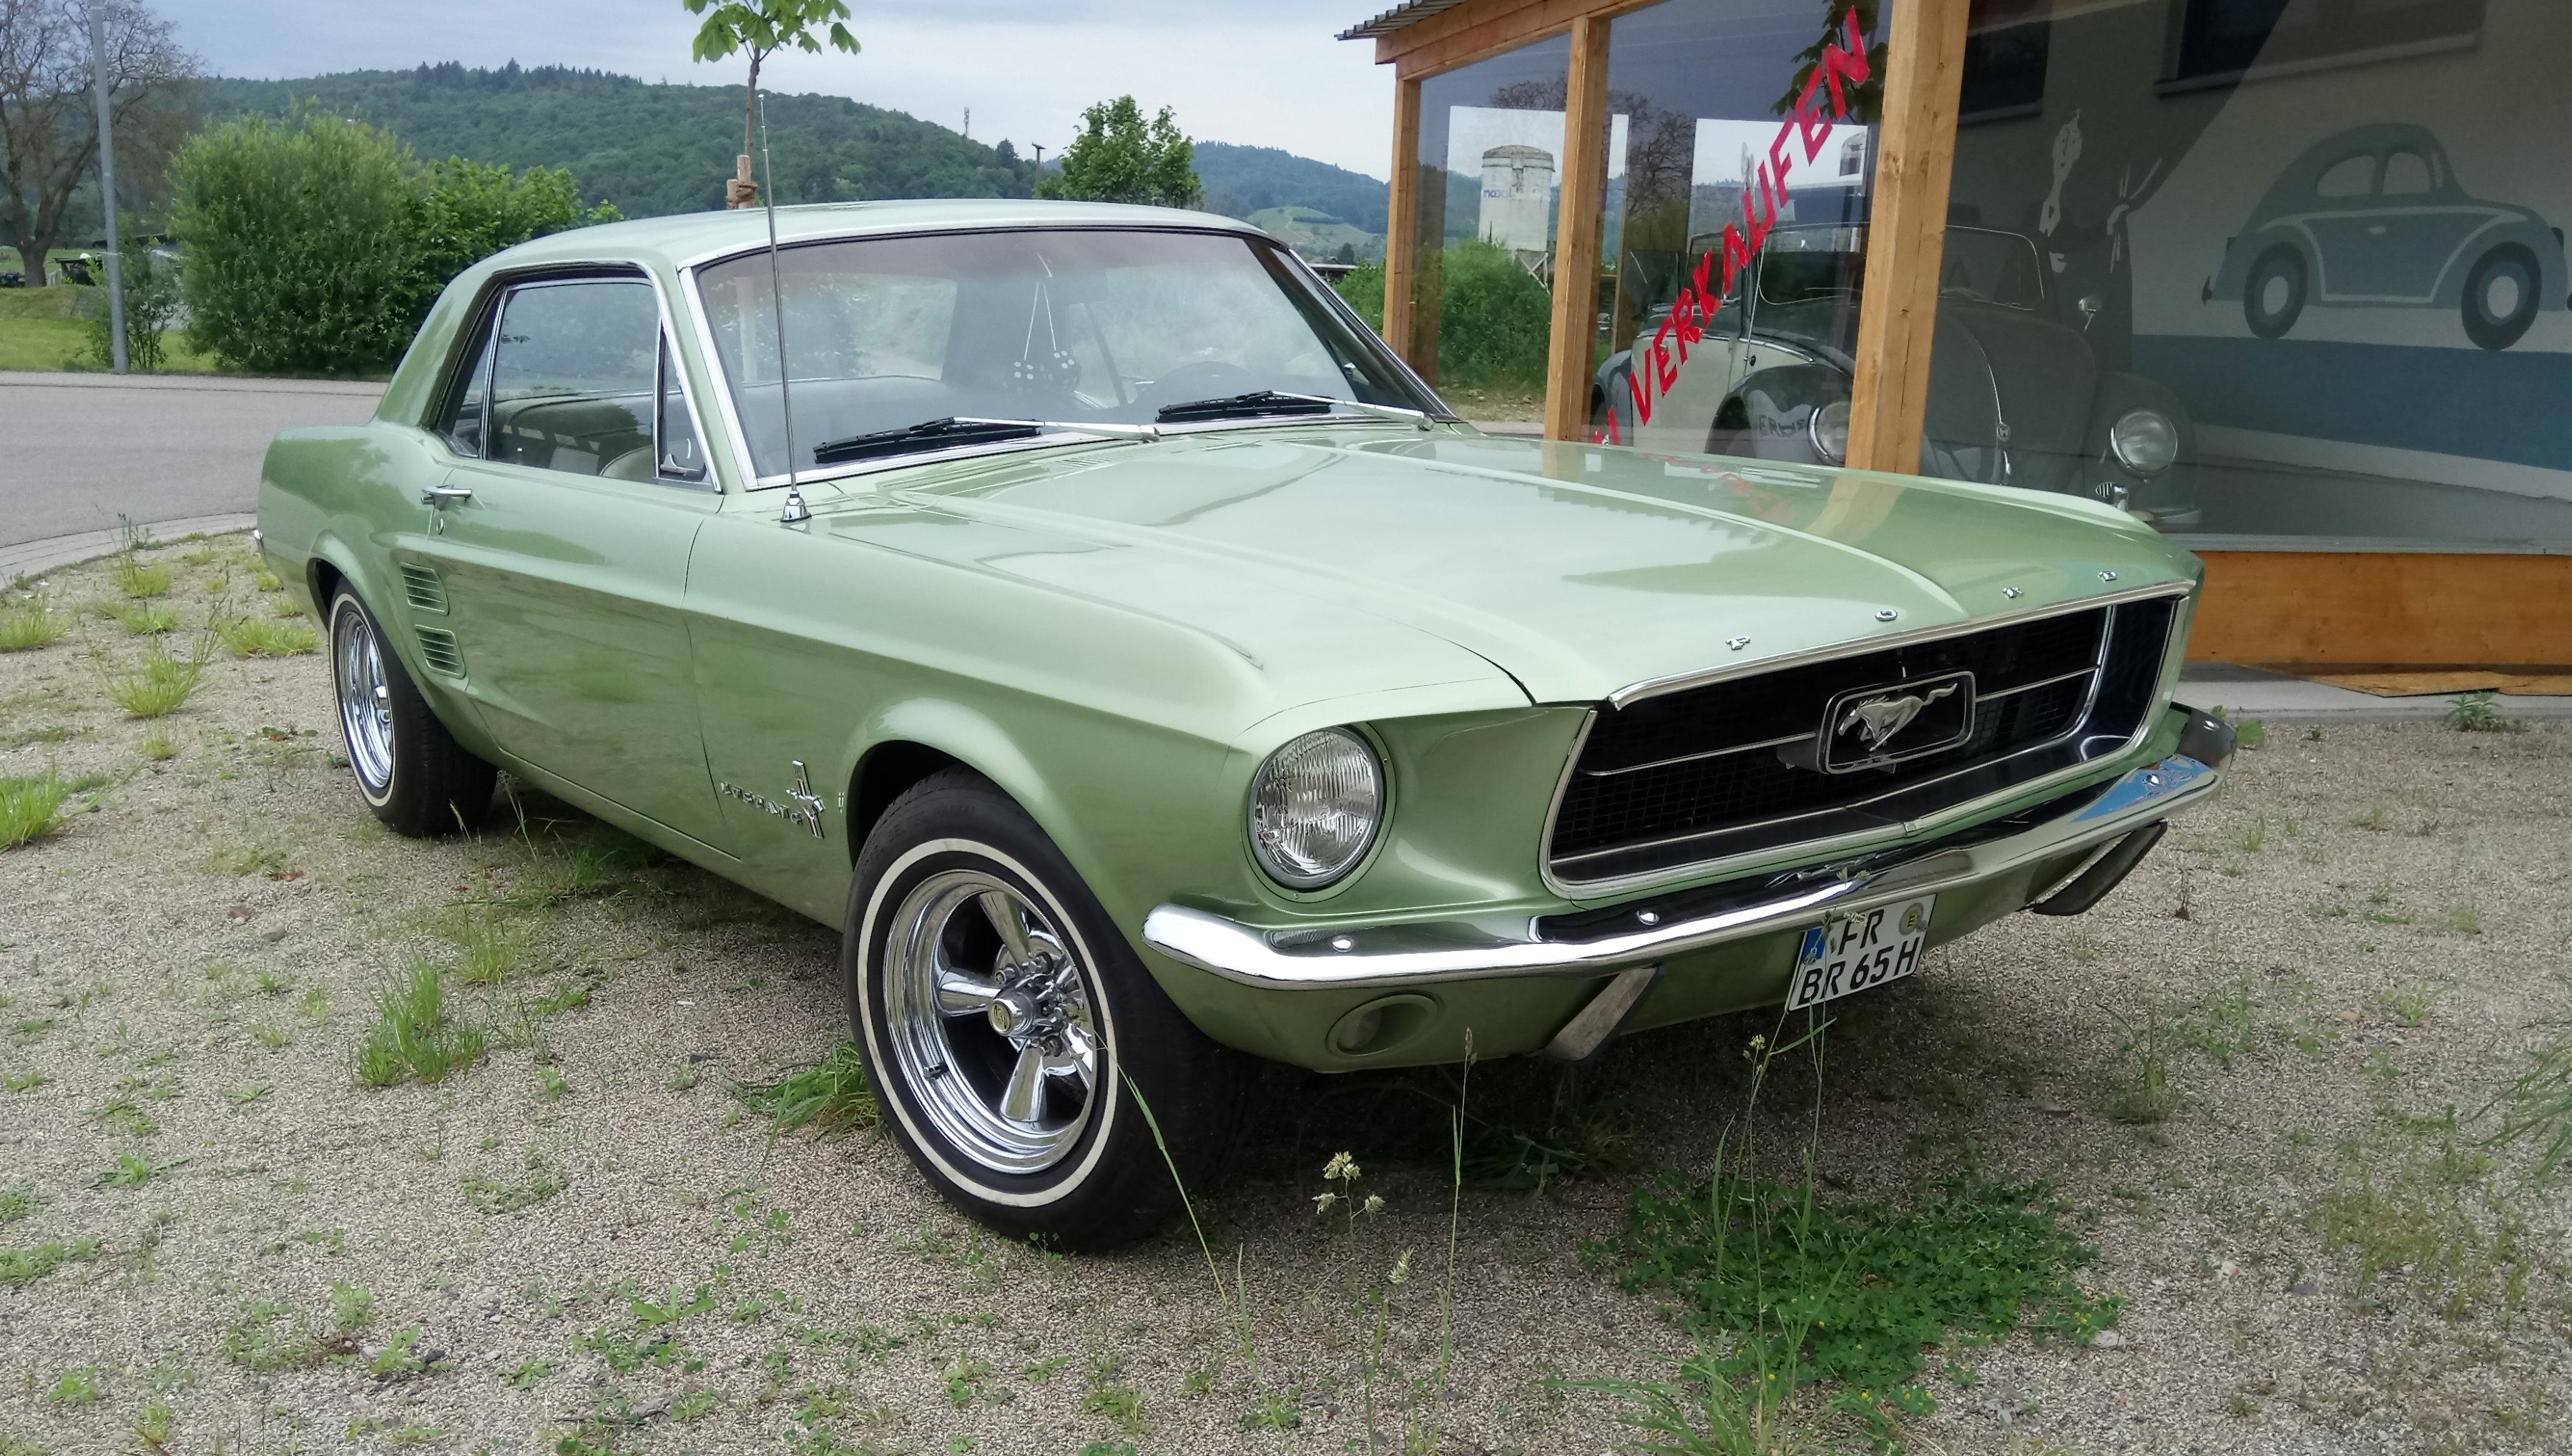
1537, 583, 2193, 900
436, 265, 720, 495
677, 225, 1455, 493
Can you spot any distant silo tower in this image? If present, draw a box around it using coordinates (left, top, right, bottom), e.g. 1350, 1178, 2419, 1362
1478, 144, 1556, 255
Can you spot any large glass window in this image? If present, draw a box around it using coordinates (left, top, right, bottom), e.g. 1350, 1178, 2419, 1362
487, 280, 660, 479
1406, 35, 1574, 420
696, 228, 1438, 479
1584, 0, 1889, 458
1926, 0, 2571, 547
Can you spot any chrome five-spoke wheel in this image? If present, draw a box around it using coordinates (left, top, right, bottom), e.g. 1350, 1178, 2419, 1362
331, 596, 396, 800
883, 870, 1103, 1174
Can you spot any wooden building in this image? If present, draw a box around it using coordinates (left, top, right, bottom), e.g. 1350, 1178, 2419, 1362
1340, 0, 2571, 673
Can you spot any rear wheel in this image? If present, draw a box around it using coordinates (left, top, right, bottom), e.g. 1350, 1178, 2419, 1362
846, 769, 1241, 1249
327, 585, 495, 837
2461, 243, 2541, 351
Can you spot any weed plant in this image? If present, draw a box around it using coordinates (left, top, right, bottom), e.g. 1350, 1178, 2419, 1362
0, 596, 69, 650
739, 1041, 880, 1140
0, 772, 71, 849
1586, 1018, 2122, 1448
217, 615, 320, 657
2485, 1027, 2572, 1189
2448, 689, 2523, 733
354, 960, 486, 1087
103, 599, 181, 635
103, 636, 207, 717
112, 554, 173, 599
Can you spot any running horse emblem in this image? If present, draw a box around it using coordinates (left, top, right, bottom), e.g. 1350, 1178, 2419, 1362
1835, 682, 1961, 751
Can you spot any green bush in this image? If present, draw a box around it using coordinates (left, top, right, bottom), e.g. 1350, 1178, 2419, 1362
1329, 240, 1550, 393
172, 109, 617, 375
82, 246, 185, 373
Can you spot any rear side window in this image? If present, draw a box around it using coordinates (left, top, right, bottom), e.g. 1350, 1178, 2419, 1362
2315, 153, 2377, 198
489, 279, 659, 478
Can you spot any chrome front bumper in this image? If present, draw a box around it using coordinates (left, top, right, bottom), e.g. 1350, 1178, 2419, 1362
1144, 753, 2219, 990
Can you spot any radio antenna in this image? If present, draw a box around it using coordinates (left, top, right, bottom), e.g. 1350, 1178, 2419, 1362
756, 88, 808, 521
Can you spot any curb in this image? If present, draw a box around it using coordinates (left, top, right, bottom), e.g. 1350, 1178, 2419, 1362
0, 370, 385, 398
1, 513, 259, 582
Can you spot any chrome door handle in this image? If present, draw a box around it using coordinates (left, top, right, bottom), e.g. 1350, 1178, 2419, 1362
421, 485, 473, 508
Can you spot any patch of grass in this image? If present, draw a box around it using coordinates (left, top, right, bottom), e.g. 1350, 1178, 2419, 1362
667, 1060, 705, 1092
217, 616, 319, 658
220, 1283, 373, 1372
2447, 689, 2523, 734
2447, 904, 2482, 936
2103, 1007, 2179, 1124
438, 908, 529, 987
112, 555, 172, 599
141, 728, 177, 761
0, 1181, 35, 1224
534, 1065, 571, 1103
503, 1358, 554, 1390
2179, 976, 2257, 1067
4, 1071, 48, 1092
46, 1367, 104, 1405
2383, 982, 2446, 1028
2485, 1026, 2572, 1189
0, 596, 69, 651
103, 639, 205, 717
222, 1083, 271, 1108
102, 599, 181, 635
1081, 1353, 1144, 1430
0, 1236, 103, 1286
2312, 1113, 2528, 1321
737, 1040, 880, 1139
461, 1148, 564, 1214
0, 773, 72, 850
368, 1325, 443, 1379
90, 1096, 159, 1137
354, 961, 486, 1088
93, 1151, 182, 1189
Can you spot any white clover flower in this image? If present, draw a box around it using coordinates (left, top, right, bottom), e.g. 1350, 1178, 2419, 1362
1322, 1151, 1359, 1183
1362, 1193, 1384, 1215
1312, 1191, 1339, 1215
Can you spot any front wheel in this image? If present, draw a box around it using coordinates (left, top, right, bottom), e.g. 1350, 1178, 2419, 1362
846, 769, 1241, 1249
327, 585, 495, 837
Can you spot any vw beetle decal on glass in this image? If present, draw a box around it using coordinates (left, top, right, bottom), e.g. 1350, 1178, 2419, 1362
2207, 123, 2570, 352
256, 198, 2232, 1249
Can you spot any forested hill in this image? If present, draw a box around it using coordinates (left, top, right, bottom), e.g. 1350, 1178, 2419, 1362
205, 64, 1036, 219
204, 65, 1392, 235
1194, 142, 1389, 235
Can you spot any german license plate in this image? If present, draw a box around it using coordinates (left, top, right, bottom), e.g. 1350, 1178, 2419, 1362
1785, 895, 1935, 1010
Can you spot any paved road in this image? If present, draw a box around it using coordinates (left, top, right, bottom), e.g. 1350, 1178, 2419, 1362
0, 370, 383, 549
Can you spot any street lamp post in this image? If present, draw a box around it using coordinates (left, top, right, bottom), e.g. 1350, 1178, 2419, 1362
86, 0, 127, 374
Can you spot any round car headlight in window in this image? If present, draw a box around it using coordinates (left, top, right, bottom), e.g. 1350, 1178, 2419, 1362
1247, 728, 1383, 890
1808, 398, 1852, 466
2109, 408, 2178, 476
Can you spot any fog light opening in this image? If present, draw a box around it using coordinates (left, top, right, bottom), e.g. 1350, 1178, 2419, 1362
1328, 994, 1438, 1056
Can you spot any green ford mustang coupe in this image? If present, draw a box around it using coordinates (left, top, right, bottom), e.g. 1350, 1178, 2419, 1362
257, 200, 2234, 1247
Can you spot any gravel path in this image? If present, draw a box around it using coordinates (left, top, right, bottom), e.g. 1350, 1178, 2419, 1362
3, 534, 2566, 1455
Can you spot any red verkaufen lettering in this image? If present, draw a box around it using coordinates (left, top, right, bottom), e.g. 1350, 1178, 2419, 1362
1594, 11, 1872, 444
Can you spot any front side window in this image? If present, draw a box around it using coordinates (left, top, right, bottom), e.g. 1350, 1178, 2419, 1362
2381, 147, 2435, 195
696, 229, 1438, 479
433, 315, 494, 456
489, 278, 660, 478
2316, 152, 2378, 197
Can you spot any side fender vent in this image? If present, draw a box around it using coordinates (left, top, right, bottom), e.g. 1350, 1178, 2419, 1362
414, 627, 465, 679
400, 564, 448, 615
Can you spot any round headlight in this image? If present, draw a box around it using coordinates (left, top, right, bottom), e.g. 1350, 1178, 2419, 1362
1247, 728, 1383, 890
1808, 398, 1852, 465
2109, 408, 2178, 476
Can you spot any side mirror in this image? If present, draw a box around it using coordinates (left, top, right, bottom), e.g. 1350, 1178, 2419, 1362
2076, 292, 2105, 332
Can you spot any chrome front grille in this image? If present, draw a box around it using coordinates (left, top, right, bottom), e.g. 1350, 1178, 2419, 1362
1546, 593, 2184, 888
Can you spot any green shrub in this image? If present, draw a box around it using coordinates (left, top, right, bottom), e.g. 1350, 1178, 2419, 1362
0, 774, 72, 850
173, 111, 421, 375
0, 596, 68, 651
1328, 244, 1551, 393
82, 245, 185, 373
172, 109, 618, 375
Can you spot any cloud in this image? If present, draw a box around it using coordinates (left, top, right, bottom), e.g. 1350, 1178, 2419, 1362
156, 0, 1396, 177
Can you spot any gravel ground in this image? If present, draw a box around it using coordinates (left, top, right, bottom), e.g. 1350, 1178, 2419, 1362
3, 535, 2568, 1456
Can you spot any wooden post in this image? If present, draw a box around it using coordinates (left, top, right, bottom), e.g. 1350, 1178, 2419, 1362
1844, 0, 1969, 476
1383, 77, 1424, 373
1543, 15, 1612, 441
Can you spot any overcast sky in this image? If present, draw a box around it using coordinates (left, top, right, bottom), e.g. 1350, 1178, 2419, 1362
153, 0, 1401, 179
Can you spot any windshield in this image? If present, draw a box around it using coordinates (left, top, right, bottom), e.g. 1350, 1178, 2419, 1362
696, 228, 1439, 478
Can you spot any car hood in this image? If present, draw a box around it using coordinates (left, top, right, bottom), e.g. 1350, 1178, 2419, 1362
818, 427, 2198, 708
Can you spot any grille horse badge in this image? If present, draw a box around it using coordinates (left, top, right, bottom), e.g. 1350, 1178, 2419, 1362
1837, 682, 1960, 751
1816, 670, 1977, 773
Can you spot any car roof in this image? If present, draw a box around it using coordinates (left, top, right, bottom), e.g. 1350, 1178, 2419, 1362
481, 198, 1271, 275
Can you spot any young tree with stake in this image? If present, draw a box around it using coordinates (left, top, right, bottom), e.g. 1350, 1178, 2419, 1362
682, 0, 858, 208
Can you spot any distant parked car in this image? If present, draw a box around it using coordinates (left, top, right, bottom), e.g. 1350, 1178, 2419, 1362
1598, 225, 2202, 529
2208, 123, 2568, 351
57, 255, 95, 285
259, 200, 2230, 1246
0, 272, 21, 288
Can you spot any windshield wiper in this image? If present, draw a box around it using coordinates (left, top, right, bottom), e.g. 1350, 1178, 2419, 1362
1154, 390, 1433, 428
810, 416, 1159, 466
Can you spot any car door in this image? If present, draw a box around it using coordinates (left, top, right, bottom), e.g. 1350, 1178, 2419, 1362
2370, 144, 2490, 304
406, 272, 730, 850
